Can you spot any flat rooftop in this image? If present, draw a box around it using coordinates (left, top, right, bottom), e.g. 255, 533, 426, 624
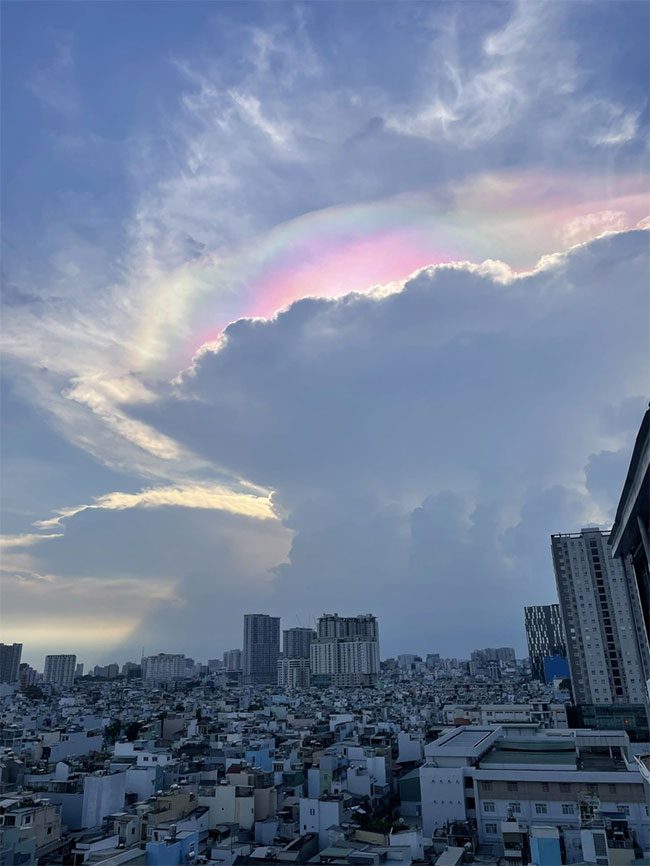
437, 730, 493, 749
479, 740, 576, 767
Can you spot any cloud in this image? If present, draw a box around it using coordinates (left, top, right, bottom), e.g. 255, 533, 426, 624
559, 210, 628, 245
27, 33, 78, 115
384, 2, 643, 151
5, 505, 290, 665
0, 532, 63, 550
35, 481, 277, 529
2, 4, 649, 660
131, 228, 648, 655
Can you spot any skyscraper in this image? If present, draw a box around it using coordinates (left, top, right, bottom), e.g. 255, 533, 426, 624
141, 653, 186, 684
552, 528, 649, 712
43, 654, 76, 688
0, 643, 22, 683
277, 657, 311, 688
243, 615, 280, 684
223, 649, 242, 671
310, 613, 380, 687
524, 604, 566, 682
283, 627, 316, 659
610, 404, 650, 704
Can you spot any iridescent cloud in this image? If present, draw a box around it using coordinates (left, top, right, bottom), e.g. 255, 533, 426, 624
132, 170, 648, 373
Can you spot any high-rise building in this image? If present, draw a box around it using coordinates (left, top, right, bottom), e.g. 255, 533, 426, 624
18, 663, 37, 688
524, 604, 566, 682
0, 643, 22, 683
283, 627, 316, 659
121, 662, 141, 678
310, 613, 380, 687
243, 615, 280, 684
141, 653, 186, 684
277, 657, 310, 688
552, 528, 649, 709
44, 654, 76, 688
610, 404, 650, 704
223, 649, 242, 671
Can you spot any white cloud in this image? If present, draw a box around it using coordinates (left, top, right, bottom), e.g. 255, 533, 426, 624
27, 34, 78, 115
559, 210, 628, 245
0, 533, 63, 550
35, 481, 277, 529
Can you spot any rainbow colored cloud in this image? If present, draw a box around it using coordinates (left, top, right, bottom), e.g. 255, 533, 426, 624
132, 169, 649, 373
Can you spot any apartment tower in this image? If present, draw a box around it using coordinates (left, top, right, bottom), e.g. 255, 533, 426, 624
243, 614, 280, 685
524, 604, 566, 682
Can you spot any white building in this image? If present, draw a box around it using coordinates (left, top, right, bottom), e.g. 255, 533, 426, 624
277, 657, 310, 688
223, 649, 242, 671
44, 654, 76, 689
440, 703, 567, 728
310, 614, 380, 687
418, 726, 650, 858
141, 653, 186, 684
299, 795, 347, 850
552, 528, 649, 707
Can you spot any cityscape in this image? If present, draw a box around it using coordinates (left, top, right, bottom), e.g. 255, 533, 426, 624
1, 408, 648, 864
2, 2, 650, 866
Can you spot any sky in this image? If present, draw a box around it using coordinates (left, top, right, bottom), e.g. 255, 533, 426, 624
1, 1, 649, 668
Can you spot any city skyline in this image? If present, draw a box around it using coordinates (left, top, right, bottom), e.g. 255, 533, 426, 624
2, 1, 649, 664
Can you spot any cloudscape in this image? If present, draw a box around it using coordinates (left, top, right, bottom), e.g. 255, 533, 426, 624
1, 0, 648, 667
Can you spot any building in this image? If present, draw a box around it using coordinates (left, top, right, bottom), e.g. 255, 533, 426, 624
543, 655, 570, 684
18, 663, 37, 689
141, 653, 186, 684
0, 793, 63, 863
525, 604, 566, 683
277, 657, 310, 688
223, 649, 242, 671
310, 614, 380, 687
440, 702, 567, 729
43, 654, 76, 688
283, 627, 316, 659
243, 615, 280, 685
610, 404, 650, 704
121, 661, 141, 678
552, 528, 649, 713
0, 643, 22, 683
418, 725, 650, 857
93, 663, 119, 679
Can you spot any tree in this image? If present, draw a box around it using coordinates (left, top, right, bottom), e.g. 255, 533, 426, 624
23, 685, 45, 701
104, 720, 122, 742
125, 721, 144, 742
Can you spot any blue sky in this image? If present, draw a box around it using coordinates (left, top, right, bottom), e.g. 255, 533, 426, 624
1, 1, 648, 667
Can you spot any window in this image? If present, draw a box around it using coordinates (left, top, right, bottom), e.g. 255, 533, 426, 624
485, 823, 497, 835
616, 805, 630, 816
507, 782, 518, 792
562, 804, 574, 815
560, 783, 571, 792
482, 781, 493, 792
541, 782, 549, 792
535, 803, 548, 815
483, 802, 495, 813
508, 802, 521, 814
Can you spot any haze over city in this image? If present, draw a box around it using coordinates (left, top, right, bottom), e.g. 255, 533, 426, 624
2, 1, 649, 668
